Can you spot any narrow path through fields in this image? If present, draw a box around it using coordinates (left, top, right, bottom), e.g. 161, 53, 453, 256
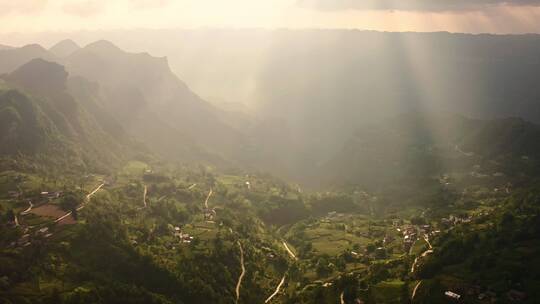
264, 275, 286, 303
410, 236, 434, 273
410, 249, 433, 273
410, 236, 433, 300
21, 201, 33, 214
55, 183, 104, 223
423, 235, 433, 249
235, 240, 245, 304
204, 189, 213, 209
282, 241, 297, 260
143, 185, 148, 208
411, 281, 422, 300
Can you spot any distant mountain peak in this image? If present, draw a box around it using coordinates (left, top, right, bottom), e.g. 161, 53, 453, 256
19, 43, 48, 53
50, 39, 80, 57
0, 43, 54, 74
83, 40, 123, 54
6, 58, 68, 94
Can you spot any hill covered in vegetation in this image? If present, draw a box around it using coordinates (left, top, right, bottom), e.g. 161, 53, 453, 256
1, 39, 540, 304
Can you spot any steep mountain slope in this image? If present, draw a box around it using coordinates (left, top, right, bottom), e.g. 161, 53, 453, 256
96, 30, 540, 182
0, 44, 55, 74
49, 39, 80, 58
0, 87, 55, 155
0, 41, 247, 166
321, 113, 540, 187
0, 59, 139, 173
461, 117, 540, 159
61, 40, 246, 163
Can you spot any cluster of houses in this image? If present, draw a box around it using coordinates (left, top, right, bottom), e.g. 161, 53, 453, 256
396, 224, 418, 251
173, 226, 194, 244
441, 214, 472, 227
10, 226, 53, 248
394, 221, 440, 252
5, 188, 63, 202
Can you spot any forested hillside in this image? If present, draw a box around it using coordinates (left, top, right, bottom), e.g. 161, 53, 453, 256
1, 37, 540, 304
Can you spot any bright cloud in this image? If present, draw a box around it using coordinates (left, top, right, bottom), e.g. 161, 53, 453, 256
0, 0, 540, 34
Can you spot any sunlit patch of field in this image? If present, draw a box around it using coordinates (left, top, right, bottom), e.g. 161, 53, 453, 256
20, 213, 51, 226
117, 161, 150, 182
183, 221, 218, 242
305, 226, 371, 256
0, 171, 45, 193
218, 175, 244, 186
82, 174, 106, 192
30, 204, 65, 218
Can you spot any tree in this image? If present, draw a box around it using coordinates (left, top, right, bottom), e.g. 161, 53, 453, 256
366, 243, 376, 253
411, 215, 426, 225
60, 191, 83, 211
5, 209, 15, 223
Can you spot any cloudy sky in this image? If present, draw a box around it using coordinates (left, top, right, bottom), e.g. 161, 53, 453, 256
2, 0, 540, 34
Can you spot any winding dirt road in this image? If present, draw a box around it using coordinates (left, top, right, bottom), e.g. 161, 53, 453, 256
204, 189, 213, 209
340, 291, 345, 304
21, 201, 33, 214
143, 185, 148, 208
264, 275, 286, 303
411, 281, 422, 300
235, 240, 246, 304
55, 183, 104, 223
423, 235, 433, 249
282, 241, 297, 261
410, 236, 433, 273
410, 236, 434, 300
410, 249, 433, 273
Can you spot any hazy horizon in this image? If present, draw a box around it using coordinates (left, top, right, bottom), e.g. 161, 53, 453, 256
2, 0, 540, 35
2, 3, 540, 304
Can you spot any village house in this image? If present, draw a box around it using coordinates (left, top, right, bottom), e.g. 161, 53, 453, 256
444, 291, 461, 300
173, 227, 193, 244
40, 191, 62, 199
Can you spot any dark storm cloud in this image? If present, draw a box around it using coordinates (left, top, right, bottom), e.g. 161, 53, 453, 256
297, 0, 540, 11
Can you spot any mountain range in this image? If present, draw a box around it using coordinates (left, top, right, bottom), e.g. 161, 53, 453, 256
2, 37, 540, 186
0, 39, 249, 171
